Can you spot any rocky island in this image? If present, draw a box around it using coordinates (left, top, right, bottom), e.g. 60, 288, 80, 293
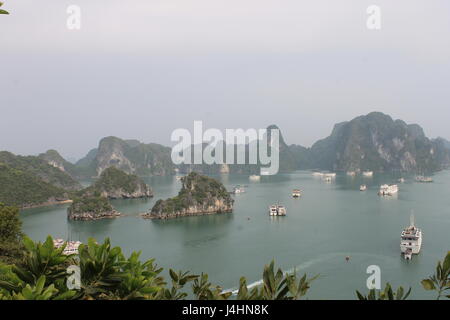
67, 193, 120, 221
144, 172, 233, 219
84, 167, 153, 199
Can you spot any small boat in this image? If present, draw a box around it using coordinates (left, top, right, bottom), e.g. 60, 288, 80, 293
292, 189, 302, 198
401, 214, 422, 260
269, 205, 286, 216
378, 184, 398, 196
249, 175, 261, 181
312, 171, 324, 177
363, 171, 374, 177
232, 185, 246, 194
360, 184, 367, 191
398, 178, 405, 183
415, 176, 433, 183
347, 171, 356, 177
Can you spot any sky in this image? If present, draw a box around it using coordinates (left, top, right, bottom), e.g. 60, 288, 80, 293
1, 0, 450, 161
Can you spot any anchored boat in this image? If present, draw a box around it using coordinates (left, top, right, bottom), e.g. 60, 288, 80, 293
401, 215, 422, 260
378, 184, 398, 196
292, 189, 302, 198
232, 185, 246, 194
363, 171, 374, 177
359, 184, 367, 191
269, 205, 286, 216
415, 176, 433, 183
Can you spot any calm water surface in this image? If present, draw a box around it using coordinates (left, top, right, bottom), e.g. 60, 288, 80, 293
20, 171, 450, 299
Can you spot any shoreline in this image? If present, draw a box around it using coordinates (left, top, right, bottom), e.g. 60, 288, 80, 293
20, 199, 73, 210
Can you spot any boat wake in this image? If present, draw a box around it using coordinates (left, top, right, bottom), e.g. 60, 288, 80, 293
223, 252, 344, 295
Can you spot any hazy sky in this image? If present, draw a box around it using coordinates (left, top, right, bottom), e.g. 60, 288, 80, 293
1, 0, 450, 160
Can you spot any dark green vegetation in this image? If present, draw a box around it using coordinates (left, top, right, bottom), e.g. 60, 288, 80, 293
0, 151, 81, 208
82, 166, 152, 199
0, 203, 23, 265
0, 2, 9, 15
68, 193, 114, 217
0, 152, 81, 191
67, 167, 152, 220
31, 112, 450, 182
421, 251, 450, 300
0, 236, 448, 300
0, 163, 70, 208
148, 172, 233, 218
0, 206, 448, 300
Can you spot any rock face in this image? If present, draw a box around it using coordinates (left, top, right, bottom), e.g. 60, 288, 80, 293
288, 112, 450, 173
38, 149, 82, 180
67, 194, 120, 221
144, 172, 233, 219
85, 166, 153, 199
75, 136, 175, 178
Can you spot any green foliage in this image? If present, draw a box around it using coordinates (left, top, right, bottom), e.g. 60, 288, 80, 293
84, 166, 151, 196
0, 2, 9, 15
421, 251, 450, 300
68, 193, 113, 216
356, 283, 411, 300
236, 260, 317, 300
0, 203, 24, 265
0, 163, 69, 208
1, 235, 448, 300
192, 273, 232, 300
0, 151, 81, 191
151, 172, 233, 215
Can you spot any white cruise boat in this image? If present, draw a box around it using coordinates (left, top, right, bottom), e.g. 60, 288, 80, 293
232, 185, 245, 194
312, 171, 324, 177
378, 184, 398, 196
415, 176, 433, 183
269, 205, 286, 216
292, 189, 302, 198
400, 215, 422, 260
362, 171, 374, 177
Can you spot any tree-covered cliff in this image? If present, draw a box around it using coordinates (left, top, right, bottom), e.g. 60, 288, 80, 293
83, 166, 153, 199
146, 172, 233, 219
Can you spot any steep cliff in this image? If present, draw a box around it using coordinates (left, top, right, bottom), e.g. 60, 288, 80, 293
0, 163, 70, 208
67, 193, 120, 221
84, 167, 153, 199
75, 137, 175, 177
144, 172, 233, 219
307, 112, 450, 173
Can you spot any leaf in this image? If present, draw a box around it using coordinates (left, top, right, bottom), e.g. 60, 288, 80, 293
443, 252, 450, 274
169, 269, 178, 282
421, 279, 436, 291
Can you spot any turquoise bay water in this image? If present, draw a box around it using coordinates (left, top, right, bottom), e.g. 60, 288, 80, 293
20, 171, 450, 299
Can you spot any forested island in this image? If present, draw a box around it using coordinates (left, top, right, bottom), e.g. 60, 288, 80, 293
144, 172, 233, 219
